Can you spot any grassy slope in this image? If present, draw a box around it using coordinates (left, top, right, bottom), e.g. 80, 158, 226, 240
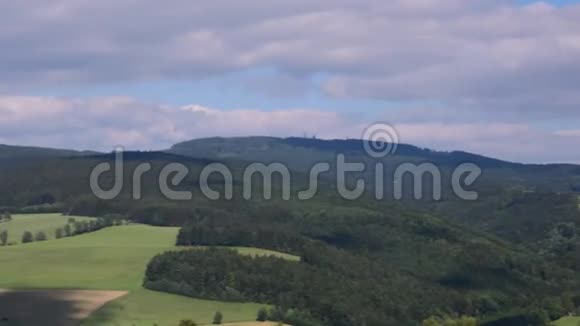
0, 223, 298, 290
0, 216, 298, 325
224, 246, 299, 261
0, 224, 178, 290
217, 323, 289, 326
554, 317, 580, 326
81, 288, 268, 326
0, 213, 94, 244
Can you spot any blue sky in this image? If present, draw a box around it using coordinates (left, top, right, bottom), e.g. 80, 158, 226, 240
1, 0, 580, 163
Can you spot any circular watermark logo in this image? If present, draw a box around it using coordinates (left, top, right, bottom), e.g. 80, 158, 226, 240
362, 122, 399, 158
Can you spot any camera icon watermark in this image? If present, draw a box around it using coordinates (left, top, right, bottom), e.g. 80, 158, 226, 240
362, 122, 399, 158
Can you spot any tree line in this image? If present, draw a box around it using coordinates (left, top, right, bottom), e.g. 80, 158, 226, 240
13, 215, 127, 245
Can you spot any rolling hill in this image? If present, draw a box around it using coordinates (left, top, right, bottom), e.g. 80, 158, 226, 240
2, 138, 580, 324
0, 144, 96, 164
0, 214, 297, 325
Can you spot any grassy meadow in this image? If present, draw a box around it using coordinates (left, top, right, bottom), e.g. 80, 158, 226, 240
554, 316, 580, 326
0, 213, 94, 244
229, 246, 300, 261
0, 220, 297, 290
81, 288, 268, 326
0, 224, 179, 289
0, 213, 297, 325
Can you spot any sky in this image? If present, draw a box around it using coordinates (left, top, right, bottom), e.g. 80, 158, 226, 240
1, 0, 580, 163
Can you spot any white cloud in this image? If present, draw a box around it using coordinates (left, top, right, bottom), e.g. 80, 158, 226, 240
0, 96, 350, 150
0, 0, 578, 116
556, 129, 580, 136
0, 95, 579, 163
0, 1, 579, 163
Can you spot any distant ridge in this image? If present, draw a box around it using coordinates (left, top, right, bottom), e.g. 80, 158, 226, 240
281, 137, 519, 169
0, 144, 98, 161
81, 151, 219, 165
169, 136, 522, 169
2, 137, 578, 171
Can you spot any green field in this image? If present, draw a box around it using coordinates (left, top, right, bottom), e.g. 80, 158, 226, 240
82, 288, 267, 326
0, 213, 94, 244
225, 246, 300, 261
0, 214, 298, 325
0, 224, 179, 289
554, 316, 580, 326
0, 223, 297, 289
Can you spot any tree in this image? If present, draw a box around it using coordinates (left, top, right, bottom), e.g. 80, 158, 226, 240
89, 220, 97, 232
64, 224, 72, 237
212, 311, 223, 324
35, 231, 47, 241
55, 228, 64, 239
267, 307, 285, 322
257, 308, 268, 322
178, 320, 197, 326
22, 231, 33, 243
0, 230, 7, 246
151, 213, 164, 226
73, 221, 86, 234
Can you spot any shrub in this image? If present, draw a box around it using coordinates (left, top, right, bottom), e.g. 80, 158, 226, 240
34, 231, 47, 241
21, 231, 34, 243
212, 311, 223, 324
257, 308, 268, 322
0, 230, 7, 246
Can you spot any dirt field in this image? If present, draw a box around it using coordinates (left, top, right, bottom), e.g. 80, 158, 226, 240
0, 289, 127, 326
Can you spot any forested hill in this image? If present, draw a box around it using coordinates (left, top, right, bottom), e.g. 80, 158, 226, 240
168, 136, 580, 267
169, 136, 580, 183
2, 140, 580, 324
3, 139, 580, 251
283, 137, 517, 169
169, 136, 517, 168
2, 137, 578, 175
0, 144, 97, 163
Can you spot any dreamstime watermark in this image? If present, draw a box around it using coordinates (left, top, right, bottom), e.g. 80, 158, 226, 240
90, 123, 482, 202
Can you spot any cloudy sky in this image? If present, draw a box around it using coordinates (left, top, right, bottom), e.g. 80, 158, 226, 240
1, 0, 580, 163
